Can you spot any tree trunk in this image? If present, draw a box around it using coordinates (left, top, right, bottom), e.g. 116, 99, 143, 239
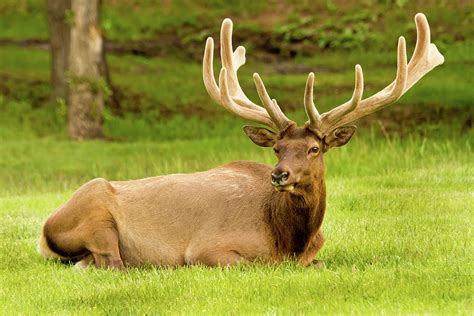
99, 39, 121, 114
68, 0, 104, 140
46, 0, 71, 102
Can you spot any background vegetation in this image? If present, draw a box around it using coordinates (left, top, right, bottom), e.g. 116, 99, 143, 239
0, 0, 472, 314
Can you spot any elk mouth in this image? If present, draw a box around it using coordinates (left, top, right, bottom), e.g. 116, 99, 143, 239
273, 183, 295, 192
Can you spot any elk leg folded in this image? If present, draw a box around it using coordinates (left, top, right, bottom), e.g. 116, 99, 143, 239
298, 229, 325, 266
74, 254, 94, 269
86, 226, 124, 269
75, 252, 124, 270
185, 249, 246, 267
92, 253, 124, 269
310, 259, 325, 269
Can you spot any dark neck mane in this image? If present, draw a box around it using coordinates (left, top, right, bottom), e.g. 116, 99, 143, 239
265, 178, 326, 258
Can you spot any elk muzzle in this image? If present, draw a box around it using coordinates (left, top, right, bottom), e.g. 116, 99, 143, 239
271, 169, 294, 192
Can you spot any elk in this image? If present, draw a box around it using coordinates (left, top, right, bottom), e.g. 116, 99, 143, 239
38, 14, 444, 269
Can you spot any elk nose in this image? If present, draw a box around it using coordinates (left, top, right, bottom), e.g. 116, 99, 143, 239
271, 171, 289, 185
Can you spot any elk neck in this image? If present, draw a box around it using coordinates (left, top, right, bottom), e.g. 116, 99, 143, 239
264, 170, 326, 259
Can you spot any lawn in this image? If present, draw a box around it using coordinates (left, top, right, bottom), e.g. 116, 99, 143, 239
0, 130, 472, 314
0, 0, 473, 314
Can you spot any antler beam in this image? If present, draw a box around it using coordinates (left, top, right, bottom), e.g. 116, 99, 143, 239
203, 14, 444, 137
305, 13, 444, 136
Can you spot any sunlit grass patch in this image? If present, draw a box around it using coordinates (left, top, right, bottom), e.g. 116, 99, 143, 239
0, 130, 472, 314
0, 164, 472, 314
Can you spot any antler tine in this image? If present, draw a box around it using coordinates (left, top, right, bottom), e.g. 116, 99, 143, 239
404, 13, 445, 91
220, 19, 268, 113
203, 18, 295, 131
203, 37, 220, 103
219, 68, 278, 129
316, 65, 364, 131
204, 34, 256, 106
390, 36, 408, 101
253, 73, 292, 130
204, 38, 276, 129
304, 72, 321, 131
411, 13, 430, 68
203, 20, 268, 114
220, 19, 242, 98
314, 13, 443, 133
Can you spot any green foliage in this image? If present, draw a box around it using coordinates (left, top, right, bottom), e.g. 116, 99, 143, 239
68, 73, 112, 97
64, 9, 75, 26
0, 1, 472, 52
0, 97, 67, 139
274, 11, 376, 51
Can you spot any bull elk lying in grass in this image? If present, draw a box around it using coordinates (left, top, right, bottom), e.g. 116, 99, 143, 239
39, 13, 444, 269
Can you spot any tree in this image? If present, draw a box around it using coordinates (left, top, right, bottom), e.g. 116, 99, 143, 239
46, 0, 71, 102
67, 0, 105, 139
47, 0, 119, 139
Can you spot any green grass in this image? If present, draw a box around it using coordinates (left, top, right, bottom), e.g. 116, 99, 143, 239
0, 131, 472, 314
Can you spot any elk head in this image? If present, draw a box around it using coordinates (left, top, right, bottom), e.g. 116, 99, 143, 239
203, 14, 444, 194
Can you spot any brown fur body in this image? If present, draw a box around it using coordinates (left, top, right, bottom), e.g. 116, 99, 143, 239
39, 157, 326, 268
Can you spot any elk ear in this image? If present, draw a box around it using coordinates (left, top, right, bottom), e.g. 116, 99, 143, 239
323, 125, 357, 151
243, 126, 278, 147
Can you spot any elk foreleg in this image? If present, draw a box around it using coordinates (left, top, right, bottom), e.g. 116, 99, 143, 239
75, 252, 124, 270
299, 229, 325, 267
75, 254, 94, 269
85, 225, 124, 269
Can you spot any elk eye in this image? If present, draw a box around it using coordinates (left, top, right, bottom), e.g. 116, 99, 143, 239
309, 146, 319, 154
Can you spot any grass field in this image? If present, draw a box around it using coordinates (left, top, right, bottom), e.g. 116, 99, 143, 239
1, 131, 472, 314
0, 0, 473, 314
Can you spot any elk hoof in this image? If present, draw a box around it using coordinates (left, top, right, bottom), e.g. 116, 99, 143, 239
74, 255, 94, 270
311, 259, 325, 269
